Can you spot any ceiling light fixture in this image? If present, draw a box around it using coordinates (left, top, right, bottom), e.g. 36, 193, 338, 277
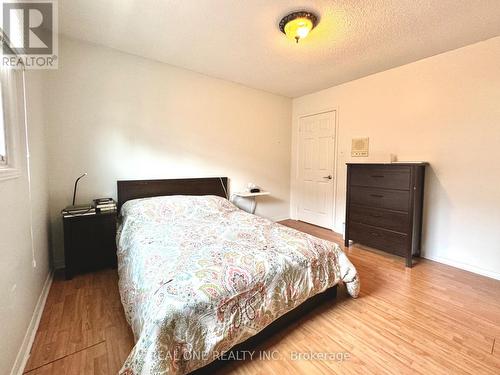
279, 11, 318, 43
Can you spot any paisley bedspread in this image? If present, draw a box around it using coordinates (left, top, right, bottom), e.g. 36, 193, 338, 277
117, 195, 359, 375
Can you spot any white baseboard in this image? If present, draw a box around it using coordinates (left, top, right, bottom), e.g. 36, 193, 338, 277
285, 217, 500, 281
422, 254, 500, 281
10, 271, 54, 375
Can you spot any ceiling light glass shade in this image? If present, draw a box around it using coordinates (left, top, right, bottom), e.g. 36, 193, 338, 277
279, 11, 318, 43
284, 17, 313, 41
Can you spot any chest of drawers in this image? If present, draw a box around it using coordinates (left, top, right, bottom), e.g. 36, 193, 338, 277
344, 163, 427, 267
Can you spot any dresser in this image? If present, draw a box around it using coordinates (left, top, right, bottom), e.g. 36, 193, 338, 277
344, 163, 427, 267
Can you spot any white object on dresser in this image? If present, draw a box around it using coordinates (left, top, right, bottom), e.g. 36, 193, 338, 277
231, 191, 270, 214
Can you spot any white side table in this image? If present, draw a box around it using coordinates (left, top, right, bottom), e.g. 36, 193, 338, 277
231, 191, 270, 214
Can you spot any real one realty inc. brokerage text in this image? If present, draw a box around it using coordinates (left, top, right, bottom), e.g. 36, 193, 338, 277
164, 350, 351, 362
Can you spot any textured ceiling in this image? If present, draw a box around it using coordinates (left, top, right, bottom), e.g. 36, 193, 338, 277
60, 0, 500, 97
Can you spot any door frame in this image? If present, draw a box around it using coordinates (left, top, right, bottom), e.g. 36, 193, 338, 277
295, 108, 339, 231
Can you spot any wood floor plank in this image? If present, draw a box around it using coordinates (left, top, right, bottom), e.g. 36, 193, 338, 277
25, 342, 108, 375
25, 219, 500, 374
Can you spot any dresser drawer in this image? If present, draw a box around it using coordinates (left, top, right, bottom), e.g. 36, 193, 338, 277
349, 205, 409, 233
350, 166, 410, 190
349, 222, 408, 257
350, 186, 410, 212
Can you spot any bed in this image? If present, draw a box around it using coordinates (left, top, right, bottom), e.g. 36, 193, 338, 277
116, 177, 359, 375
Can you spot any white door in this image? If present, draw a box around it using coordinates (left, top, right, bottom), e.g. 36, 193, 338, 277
297, 111, 336, 228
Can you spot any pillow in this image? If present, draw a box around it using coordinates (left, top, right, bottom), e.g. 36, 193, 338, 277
120, 195, 237, 223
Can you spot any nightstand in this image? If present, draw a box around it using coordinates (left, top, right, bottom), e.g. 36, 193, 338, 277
62, 208, 117, 280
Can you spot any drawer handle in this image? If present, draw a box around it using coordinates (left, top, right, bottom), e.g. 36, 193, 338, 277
371, 175, 385, 178
369, 213, 382, 218
370, 194, 384, 198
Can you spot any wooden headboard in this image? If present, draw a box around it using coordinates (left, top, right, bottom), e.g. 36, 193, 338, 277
117, 177, 228, 210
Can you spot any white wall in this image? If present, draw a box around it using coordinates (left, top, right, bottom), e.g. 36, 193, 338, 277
44, 37, 292, 267
0, 71, 51, 372
292, 36, 500, 280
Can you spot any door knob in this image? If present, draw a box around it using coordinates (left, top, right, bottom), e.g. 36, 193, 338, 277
323, 175, 333, 180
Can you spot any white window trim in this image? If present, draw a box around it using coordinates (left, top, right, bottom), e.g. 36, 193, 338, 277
0, 166, 21, 181
0, 100, 21, 181
0, 33, 24, 182
0, 77, 7, 170
0, 120, 22, 180
0, 97, 24, 181
0, 98, 22, 181
0, 122, 18, 181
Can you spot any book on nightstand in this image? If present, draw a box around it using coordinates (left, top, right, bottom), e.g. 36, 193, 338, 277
93, 198, 117, 213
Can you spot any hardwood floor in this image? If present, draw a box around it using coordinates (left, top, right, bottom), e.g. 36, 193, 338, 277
23, 270, 133, 375
25, 220, 500, 374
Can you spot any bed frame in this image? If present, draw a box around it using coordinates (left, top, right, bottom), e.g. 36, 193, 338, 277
192, 286, 337, 374
117, 177, 228, 210
116, 176, 338, 372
